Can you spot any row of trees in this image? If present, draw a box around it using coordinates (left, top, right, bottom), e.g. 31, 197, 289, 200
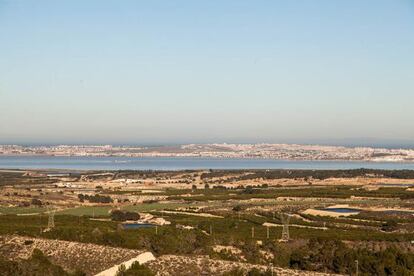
78, 194, 113, 203
111, 210, 140, 222
202, 169, 414, 181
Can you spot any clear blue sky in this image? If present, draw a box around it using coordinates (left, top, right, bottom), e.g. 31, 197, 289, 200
1, 0, 413, 146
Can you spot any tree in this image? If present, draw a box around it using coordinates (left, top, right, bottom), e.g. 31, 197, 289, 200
78, 194, 84, 202
31, 198, 42, 206
116, 264, 127, 276
232, 205, 242, 212
381, 220, 398, 232
127, 262, 154, 276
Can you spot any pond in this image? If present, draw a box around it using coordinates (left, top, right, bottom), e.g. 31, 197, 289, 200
122, 223, 155, 229
322, 208, 361, 213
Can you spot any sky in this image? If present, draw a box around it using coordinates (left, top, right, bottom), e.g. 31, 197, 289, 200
1, 0, 414, 146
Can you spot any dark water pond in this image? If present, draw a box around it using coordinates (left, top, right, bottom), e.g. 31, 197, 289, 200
122, 223, 155, 229
322, 208, 361, 213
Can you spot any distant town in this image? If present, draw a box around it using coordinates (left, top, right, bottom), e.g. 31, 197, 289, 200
1, 143, 413, 162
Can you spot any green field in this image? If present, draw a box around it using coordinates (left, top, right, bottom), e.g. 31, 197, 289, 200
57, 206, 113, 217
0, 206, 47, 215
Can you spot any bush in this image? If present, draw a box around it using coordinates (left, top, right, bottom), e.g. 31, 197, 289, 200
111, 210, 140, 222
232, 205, 243, 212
78, 194, 113, 204
31, 198, 42, 206
381, 220, 398, 232
116, 261, 154, 276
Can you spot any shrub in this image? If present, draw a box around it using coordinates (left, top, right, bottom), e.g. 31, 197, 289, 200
31, 198, 42, 206
116, 261, 154, 276
111, 210, 140, 222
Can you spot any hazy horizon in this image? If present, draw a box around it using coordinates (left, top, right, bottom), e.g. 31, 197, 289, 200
1, 1, 414, 145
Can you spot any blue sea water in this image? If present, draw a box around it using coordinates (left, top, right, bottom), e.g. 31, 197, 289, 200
0, 156, 414, 170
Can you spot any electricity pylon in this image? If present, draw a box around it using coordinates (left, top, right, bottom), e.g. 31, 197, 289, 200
280, 213, 291, 242
46, 206, 55, 230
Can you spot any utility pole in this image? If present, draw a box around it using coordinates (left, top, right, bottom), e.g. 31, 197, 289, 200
251, 226, 255, 238
355, 260, 359, 276
155, 225, 158, 235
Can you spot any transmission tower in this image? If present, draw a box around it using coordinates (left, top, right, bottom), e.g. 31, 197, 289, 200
280, 213, 291, 242
46, 206, 55, 230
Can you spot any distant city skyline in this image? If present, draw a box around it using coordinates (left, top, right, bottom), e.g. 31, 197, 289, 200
1, 1, 414, 145
3, 143, 414, 161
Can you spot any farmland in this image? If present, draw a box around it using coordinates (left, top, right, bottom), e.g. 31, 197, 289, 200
0, 169, 414, 275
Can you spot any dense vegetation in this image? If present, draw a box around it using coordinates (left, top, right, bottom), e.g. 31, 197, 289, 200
111, 210, 140, 221
168, 186, 414, 201
286, 238, 414, 275
1, 213, 413, 275
0, 171, 58, 187
78, 193, 113, 203
201, 169, 414, 181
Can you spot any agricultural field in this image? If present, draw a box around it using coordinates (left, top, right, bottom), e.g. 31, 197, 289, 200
1, 169, 414, 275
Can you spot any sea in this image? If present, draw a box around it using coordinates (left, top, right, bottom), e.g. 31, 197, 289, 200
0, 156, 414, 171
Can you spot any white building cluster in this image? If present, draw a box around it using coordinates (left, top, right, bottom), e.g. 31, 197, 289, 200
1, 143, 414, 162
